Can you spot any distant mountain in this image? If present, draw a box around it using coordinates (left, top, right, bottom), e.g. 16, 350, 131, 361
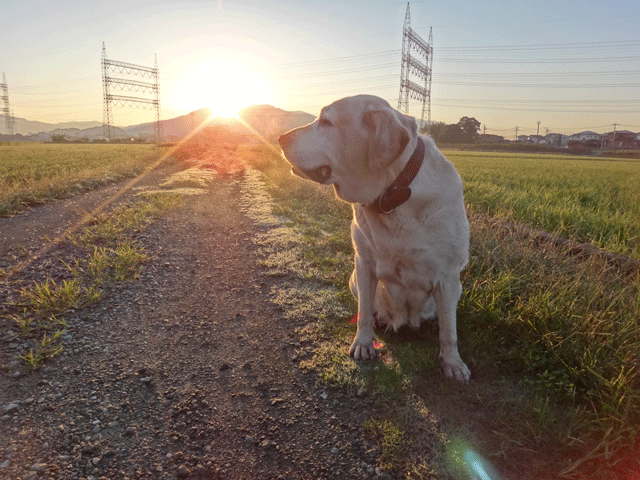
25, 126, 128, 142
128, 105, 315, 142
0, 105, 315, 142
124, 108, 213, 139
237, 105, 315, 142
0, 114, 102, 136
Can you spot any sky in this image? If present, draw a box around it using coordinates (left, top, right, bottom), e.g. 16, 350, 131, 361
1, 0, 640, 136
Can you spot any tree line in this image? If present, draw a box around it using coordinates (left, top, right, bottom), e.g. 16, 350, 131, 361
421, 116, 481, 144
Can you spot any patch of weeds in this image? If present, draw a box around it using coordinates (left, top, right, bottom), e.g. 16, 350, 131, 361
363, 418, 407, 469
19, 331, 63, 370
87, 240, 148, 284
9, 311, 67, 370
20, 278, 84, 316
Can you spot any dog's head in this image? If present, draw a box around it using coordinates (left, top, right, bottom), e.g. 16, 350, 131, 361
278, 95, 418, 204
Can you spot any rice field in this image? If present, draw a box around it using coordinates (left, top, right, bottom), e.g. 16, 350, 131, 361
443, 150, 640, 259
0, 143, 168, 216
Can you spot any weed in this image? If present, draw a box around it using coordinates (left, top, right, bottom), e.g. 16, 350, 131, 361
20, 278, 84, 316
19, 331, 63, 370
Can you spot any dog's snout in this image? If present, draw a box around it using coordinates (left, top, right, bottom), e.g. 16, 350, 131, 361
278, 130, 294, 147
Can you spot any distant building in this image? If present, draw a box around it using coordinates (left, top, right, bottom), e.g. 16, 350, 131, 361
545, 133, 569, 147
569, 131, 601, 142
602, 130, 638, 149
479, 133, 504, 143
517, 135, 530, 143
528, 135, 547, 144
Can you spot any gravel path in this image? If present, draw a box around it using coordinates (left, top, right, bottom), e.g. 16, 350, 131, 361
0, 165, 393, 480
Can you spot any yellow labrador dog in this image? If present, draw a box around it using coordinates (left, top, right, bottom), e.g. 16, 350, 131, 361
278, 95, 470, 382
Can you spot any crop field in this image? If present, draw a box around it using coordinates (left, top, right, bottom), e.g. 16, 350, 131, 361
243, 145, 640, 479
443, 150, 640, 259
0, 143, 168, 216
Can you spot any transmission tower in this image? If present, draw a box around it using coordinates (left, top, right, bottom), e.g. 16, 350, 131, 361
1, 73, 15, 135
397, 3, 433, 127
101, 43, 162, 142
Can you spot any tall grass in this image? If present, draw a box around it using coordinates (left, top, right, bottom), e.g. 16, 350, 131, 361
244, 145, 640, 479
444, 150, 640, 259
0, 143, 167, 216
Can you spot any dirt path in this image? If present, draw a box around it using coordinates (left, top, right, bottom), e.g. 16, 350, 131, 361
0, 162, 390, 479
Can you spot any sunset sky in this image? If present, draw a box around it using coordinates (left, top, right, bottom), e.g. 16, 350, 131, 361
1, 0, 639, 136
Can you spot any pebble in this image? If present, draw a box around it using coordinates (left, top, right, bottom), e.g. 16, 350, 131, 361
244, 436, 255, 445
4, 403, 19, 413
140, 377, 153, 383
330, 446, 340, 454
357, 386, 369, 397
177, 464, 190, 478
30, 463, 48, 473
0, 460, 9, 468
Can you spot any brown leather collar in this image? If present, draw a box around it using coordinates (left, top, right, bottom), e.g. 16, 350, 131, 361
368, 137, 425, 214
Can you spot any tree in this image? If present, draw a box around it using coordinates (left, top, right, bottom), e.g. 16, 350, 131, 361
437, 124, 467, 143
457, 116, 481, 142
421, 121, 446, 138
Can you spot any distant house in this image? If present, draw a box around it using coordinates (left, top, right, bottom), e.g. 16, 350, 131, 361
479, 133, 504, 143
517, 135, 530, 143
545, 133, 569, 147
569, 131, 601, 142
602, 130, 638, 149
528, 135, 547, 144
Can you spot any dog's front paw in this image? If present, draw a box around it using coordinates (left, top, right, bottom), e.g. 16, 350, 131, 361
440, 350, 471, 382
349, 337, 377, 360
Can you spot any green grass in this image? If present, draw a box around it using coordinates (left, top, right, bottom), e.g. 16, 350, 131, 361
243, 145, 640, 479
0, 143, 169, 216
443, 150, 640, 259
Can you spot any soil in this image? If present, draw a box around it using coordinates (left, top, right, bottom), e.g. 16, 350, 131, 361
0, 156, 390, 479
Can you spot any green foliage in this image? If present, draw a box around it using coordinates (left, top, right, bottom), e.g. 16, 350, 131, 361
457, 116, 481, 142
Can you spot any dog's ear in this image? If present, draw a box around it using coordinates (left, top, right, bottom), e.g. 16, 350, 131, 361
363, 107, 416, 171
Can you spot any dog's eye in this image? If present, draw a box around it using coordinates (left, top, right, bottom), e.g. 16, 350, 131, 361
319, 118, 332, 127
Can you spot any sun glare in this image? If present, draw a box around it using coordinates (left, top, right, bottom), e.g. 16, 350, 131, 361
179, 61, 273, 119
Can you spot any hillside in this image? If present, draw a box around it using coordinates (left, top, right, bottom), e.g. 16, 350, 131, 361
238, 105, 315, 142
0, 115, 102, 136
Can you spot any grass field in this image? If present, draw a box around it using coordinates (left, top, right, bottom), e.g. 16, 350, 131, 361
443, 150, 640, 259
241, 144, 640, 479
0, 143, 168, 216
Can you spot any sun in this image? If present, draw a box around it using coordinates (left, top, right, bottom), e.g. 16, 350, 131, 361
178, 61, 273, 118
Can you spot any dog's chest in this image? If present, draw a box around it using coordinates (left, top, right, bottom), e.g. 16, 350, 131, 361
364, 221, 435, 287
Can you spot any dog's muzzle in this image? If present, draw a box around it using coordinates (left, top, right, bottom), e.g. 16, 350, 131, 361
292, 165, 332, 184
